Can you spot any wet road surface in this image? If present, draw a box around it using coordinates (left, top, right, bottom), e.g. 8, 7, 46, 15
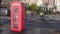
1, 15, 60, 34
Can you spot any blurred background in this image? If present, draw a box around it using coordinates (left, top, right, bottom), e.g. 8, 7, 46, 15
0, 0, 60, 34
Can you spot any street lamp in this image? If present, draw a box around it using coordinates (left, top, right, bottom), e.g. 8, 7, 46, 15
0, 0, 2, 7
0, 0, 2, 31
0, 0, 2, 26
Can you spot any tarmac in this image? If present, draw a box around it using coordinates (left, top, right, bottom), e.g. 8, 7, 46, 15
1, 15, 60, 34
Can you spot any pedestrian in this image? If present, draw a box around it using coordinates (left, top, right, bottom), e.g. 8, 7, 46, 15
31, 11, 34, 18
39, 11, 44, 21
40, 12, 44, 17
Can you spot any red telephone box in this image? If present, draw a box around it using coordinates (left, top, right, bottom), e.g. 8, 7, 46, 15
10, 1, 25, 32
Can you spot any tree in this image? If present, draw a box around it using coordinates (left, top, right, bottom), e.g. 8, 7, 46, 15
29, 3, 39, 11
29, 3, 39, 14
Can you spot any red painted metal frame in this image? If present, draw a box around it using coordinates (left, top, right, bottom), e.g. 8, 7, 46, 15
10, 1, 25, 32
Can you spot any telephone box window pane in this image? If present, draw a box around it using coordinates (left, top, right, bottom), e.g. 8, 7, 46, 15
13, 8, 18, 13
13, 18, 17, 22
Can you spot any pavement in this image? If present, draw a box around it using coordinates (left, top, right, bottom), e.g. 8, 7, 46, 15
25, 14, 60, 29
44, 15, 60, 20
0, 24, 10, 34
0, 15, 60, 34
